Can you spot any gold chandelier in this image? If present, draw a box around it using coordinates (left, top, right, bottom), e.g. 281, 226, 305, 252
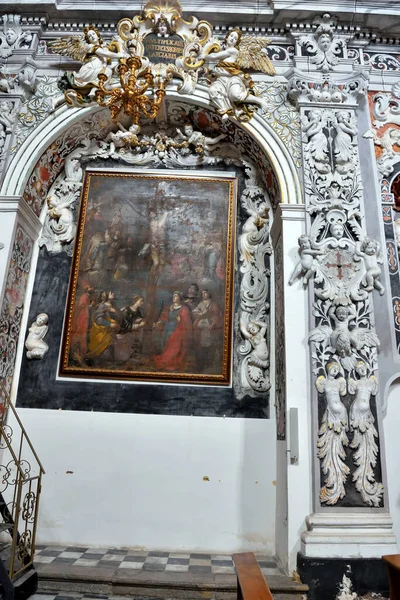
94, 57, 166, 125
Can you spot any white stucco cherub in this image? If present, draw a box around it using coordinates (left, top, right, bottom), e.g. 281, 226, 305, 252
241, 319, 269, 370
25, 313, 49, 360
105, 122, 141, 153
240, 317, 270, 391
174, 123, 226, 155
355, 237, 385, 296
309, 304, 380, 371
289, 234, 324, 286
240, 201, 269, 263
46, 192, 77, 247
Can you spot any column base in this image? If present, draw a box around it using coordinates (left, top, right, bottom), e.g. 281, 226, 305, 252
297, 553, 389, 600
301, 512, 397, 558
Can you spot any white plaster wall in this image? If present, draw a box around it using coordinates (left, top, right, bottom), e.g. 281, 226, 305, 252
279, 206, 313, 573
384, 380, 400, 551
17, 408, 276, 554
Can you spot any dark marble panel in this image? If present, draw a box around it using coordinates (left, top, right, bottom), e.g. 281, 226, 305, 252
297, 553, 389, 600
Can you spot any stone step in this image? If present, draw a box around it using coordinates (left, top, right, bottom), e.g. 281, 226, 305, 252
37, 564, 308, 599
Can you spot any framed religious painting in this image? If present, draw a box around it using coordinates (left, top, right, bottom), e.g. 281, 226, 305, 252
60, 169, 237, 385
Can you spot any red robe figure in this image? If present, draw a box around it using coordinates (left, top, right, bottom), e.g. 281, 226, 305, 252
71, 285, 94, 355
154, 291, 192, 372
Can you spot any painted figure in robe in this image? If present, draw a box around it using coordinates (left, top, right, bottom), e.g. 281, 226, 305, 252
71, 285, 95, 356
154, 291, 193, 372
87, 291, 120, 361
192, 289, 223, 371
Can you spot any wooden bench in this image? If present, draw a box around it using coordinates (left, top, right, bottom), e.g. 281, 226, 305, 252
383, 555, 400, 600
233, 552, 274, 600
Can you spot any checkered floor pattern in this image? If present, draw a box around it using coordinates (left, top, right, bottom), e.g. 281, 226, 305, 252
34, 546, 283, 576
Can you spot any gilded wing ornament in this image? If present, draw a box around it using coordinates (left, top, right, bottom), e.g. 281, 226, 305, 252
48, 36, 90, 62
237, 36, 275, 76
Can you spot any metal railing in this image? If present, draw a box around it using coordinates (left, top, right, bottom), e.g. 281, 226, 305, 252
0, 380, 45, 581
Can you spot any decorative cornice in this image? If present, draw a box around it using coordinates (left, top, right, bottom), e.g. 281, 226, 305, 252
286, 67, 370, 108
3, 4, 400, 39
0, 195, 42, 238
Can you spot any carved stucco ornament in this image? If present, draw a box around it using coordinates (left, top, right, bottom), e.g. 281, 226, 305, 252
288, 67, 385, 508
0, 14, 33, 59
39, 120, 271, 398
298, 14, 345, 73
48, 0, 276, 124
371, 81, 400, 130
365, 80, 400, 179
0, 99, 18, 171
25, 313, 49, 360
0, 57, 39, 97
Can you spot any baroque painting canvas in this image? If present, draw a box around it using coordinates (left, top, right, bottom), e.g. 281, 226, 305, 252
60, 169, 236, 385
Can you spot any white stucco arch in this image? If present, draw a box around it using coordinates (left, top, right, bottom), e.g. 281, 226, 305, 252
0, 85, 310, 573
1, 84, 302, 206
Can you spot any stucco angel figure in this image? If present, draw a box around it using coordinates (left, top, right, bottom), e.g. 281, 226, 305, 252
199, 28, 275, 122
316, 361, 349, 505
44, 192, 77, 249
302, 109, 331, 175
309, 304, 380, 371
348, 360, 383, 506
289, 234, 324, 286
334, 110, 357, 175
240, 200, 269, 263
105, 122, 142, 153
354, 237, 385, 296
25, 313, 49, 360
49, 26, 125, 102
349, 361, 379, 428
174, 123, 226, 155
240, 318, 270, 391
0, 99, 17, 131
316, 361, 347, 430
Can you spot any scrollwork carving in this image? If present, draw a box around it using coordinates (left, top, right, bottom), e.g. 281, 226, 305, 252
364, 52, 400, 72
364, 127, 400, 178
372, 83, 400, 130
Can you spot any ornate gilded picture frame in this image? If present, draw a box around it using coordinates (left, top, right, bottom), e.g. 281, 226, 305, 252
60, 169, 237, 385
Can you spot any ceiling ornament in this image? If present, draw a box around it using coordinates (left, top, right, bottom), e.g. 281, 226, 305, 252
49, 0, 276, 125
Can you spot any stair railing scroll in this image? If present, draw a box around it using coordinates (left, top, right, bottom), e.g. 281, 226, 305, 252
0, 379, 45, 580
